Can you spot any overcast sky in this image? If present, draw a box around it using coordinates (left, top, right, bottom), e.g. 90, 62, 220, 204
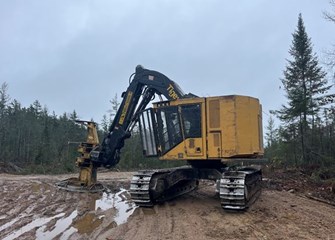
0, 0, 334, 126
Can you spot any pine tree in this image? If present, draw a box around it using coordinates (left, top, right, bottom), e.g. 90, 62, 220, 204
277, 14, 334, 164
109, 94, 120, 118
324, 0, 335, 78
0, 82, 10, 116
101, 114, 110, 134
265, 115, 277, 148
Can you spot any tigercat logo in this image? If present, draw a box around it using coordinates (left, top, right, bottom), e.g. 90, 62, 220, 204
119, 91, 133, 125
167, 84, 179, 100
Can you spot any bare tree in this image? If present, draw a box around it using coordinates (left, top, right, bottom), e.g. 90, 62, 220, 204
324, 0, 335, 22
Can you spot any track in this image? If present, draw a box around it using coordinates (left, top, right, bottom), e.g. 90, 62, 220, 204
220, 167, 262, 210
130, 166, 261, 210
130, 167, 199, 207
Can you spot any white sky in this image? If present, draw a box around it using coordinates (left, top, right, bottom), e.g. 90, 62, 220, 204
0, 0, 334, 127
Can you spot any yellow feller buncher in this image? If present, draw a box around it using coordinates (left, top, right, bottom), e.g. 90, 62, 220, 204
56, 120, 104, 192
57, 65, 264, 210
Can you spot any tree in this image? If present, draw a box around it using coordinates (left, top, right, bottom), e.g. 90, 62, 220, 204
69, 110, 78, 121
265, 115, 278, 148
324, 0, 335, 78
109, 94, 120, 118
264, 115, 280, 165
0, 82, 10, 116
276, 14, 334, 164
101, 94, 120, 134
101, 114, 110, 134
324, 0, 335, 22
29, 100, 43, 118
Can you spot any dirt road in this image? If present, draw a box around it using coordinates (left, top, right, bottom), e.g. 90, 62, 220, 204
0, 172, 334, 240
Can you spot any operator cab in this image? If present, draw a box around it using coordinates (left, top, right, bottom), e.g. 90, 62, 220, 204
138, 102, 202, 157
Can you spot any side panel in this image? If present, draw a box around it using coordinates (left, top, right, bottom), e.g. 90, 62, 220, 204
206, 95, 263, 159
235, 96, 263, 156
207, 99, 223, 158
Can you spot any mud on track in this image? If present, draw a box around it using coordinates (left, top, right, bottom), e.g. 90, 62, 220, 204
1, 172, 335, 240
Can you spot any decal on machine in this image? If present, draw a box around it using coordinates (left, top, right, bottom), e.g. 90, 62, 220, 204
167, 84, 179, 100
119, 91, 133, 125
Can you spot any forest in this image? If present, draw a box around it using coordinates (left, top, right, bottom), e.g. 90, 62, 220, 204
1, 8, 335, 175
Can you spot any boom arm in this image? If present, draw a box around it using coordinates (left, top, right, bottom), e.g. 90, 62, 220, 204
91, 65, 193, 168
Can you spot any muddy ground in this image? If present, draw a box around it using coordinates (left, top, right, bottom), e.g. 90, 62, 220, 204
0, 171, 335, 240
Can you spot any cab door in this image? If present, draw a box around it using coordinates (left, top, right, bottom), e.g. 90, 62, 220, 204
179, 102, 205, 158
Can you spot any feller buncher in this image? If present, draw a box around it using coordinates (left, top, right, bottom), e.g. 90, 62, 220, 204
57, 65, 264, 210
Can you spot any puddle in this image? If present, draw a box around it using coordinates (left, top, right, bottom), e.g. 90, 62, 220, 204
71, 188, 136, 236
72, 212, 103, 234
60, 227, 77, 240
1, 188, 136, 240
96, 188, 136, 225
2, 213, 65, 240
30, 183, 41, 193
141, 208, 157, 215
36, 211, 78, 239
0, 216, 21, 232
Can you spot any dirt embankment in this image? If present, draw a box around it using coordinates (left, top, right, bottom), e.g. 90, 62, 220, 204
0, 171, 334, 240
263, 168, 335, 204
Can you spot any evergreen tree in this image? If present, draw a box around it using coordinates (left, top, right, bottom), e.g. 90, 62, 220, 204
30, 100, 43, 117
0, 82, 10, 164
276, 14, 334, 164
265, 115, 277, 148
324, 0, 335, 78
69, 110, 78, 121
101, 114, 110, 134
0, 82, 10, 115
109, 94, 120, 118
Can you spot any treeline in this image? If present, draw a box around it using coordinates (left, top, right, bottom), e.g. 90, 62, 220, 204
0, 85, 86, 173
0, 84, 182, 174
265, 14, 335, 174
266, 111, 335, 168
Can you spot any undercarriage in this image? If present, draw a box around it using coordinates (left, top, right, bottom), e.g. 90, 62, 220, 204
130, 165, 262, 210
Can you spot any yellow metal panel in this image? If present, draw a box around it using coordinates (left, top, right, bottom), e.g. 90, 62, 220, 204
206, 95, 263, 159
160, 141, 186, 160
160, 139, 207, 160
258, 105, 264, 152
220, 96, 238, 157
236, 96, 252, 154
209, 99, 220, 128
185, 138, 204, 157
207, 131, 222, 158
234, 96, 263, 156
